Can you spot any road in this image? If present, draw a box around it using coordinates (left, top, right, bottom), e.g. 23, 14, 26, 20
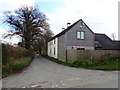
2, 56, 118, 88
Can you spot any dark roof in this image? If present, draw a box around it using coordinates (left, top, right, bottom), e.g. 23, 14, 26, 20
95, 33, 119, 50
50, 19, 94, 40
50, 19, 81, 40
113, 41, 120, 50
113, 40, 120, 44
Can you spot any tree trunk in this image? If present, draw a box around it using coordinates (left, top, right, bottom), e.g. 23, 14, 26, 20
39, 48, 41, 54
25, 38, 31, 49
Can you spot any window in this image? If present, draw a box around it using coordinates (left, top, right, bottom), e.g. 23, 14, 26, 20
81, 32, 85, 39
54, 48, 55, 55
77, 48, 85, 50
77, 31, 85, 39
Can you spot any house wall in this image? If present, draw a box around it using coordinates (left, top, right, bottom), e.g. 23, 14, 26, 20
48, 38, 58, 58
66, 20, 95, 50
58, 34, 67, 62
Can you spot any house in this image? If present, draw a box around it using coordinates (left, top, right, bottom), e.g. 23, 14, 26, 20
48, 19, 120, 62
95, 33, 120, 50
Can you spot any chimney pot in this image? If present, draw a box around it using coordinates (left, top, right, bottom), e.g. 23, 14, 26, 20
62, 28, 65, 30
67, 22, 71, 27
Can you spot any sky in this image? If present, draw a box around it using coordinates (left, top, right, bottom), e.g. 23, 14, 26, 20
0, 0, 119, 44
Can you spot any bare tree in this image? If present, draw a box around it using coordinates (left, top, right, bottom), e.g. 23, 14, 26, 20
3, 5, 50, 49
32, 30, 54, 54
111, 33, 116, 41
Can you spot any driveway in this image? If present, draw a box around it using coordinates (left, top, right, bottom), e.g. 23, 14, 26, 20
2, 56, 118, 88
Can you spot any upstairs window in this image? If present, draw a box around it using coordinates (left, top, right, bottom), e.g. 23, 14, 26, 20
77, 31, 85, 39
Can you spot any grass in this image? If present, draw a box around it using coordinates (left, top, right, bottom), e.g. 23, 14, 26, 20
41, 54, 73, 66
86, 57, 120, 70
41, 54, 120, 70
2, 57, 33, 77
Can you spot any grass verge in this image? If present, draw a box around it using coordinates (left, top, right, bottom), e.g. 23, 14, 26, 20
41, 54, 120, 70
2, 57, 33, 78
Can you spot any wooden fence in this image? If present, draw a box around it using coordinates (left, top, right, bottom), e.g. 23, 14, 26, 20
67, 50, 120, 63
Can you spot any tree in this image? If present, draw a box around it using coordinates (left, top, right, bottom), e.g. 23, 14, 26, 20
4, 5, 50, 49
42, 30, 54, 47
32, 37, 44, 54
32, 30, 54, 54
111, 33, 116, 41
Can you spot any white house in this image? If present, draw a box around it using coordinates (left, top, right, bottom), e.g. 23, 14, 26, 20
48, 38, 58, 58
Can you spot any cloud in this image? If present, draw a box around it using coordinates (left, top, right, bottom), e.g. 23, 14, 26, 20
0, 0, 119, 43
47, 0, 119, 40
0, 28, 21, 44
0, 28, 9, 37
0, 0, 36, 44
0, 0, 35, 11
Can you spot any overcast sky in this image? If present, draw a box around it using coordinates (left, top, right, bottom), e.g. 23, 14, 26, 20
0, 0, 119, 44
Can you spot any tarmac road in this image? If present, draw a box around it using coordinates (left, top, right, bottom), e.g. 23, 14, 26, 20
2, 56, 118, 88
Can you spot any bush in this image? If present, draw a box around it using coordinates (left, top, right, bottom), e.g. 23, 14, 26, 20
2, 57, 32, 77
2, 43, 34, 77
72, 60, 93, 67
2, 43, 34, 65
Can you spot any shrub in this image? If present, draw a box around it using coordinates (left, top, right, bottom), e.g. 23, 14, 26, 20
2, 43, 34, 65
2, 57, 32, 77
72, 60, 93, 67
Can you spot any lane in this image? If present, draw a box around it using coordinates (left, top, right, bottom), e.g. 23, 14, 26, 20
2, 56, 118, 88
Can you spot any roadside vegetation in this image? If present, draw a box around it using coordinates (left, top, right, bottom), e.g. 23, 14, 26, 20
2, 5, 53, 77
2, 44, 34, 77
41, 54, 120, 70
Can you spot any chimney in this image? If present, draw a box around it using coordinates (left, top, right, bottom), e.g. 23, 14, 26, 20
67, 22, 71, 27
62, 28, 65, 30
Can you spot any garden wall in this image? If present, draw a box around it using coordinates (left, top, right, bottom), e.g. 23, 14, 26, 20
67, 49, 120, 63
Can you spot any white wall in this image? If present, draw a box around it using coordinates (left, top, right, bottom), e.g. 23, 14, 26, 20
48, 38, 58, 58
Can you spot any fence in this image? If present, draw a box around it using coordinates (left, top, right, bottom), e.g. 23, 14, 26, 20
66, 49, 120, 63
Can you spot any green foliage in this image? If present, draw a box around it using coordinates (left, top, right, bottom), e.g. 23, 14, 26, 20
2, 57, 32, 77
72, 60, 93, 67
2, 44, 34, 65
41, 54, 72, 66
71, 57, 120, 70
86, 57, 120, 70
42, 54, 120, 70
2, 43, 34, 77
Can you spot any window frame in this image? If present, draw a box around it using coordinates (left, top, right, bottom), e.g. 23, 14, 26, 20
76, 31, 85, 40
77, 48, 85, 50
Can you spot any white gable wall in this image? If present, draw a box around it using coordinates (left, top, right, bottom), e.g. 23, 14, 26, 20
48, 38, 58, 58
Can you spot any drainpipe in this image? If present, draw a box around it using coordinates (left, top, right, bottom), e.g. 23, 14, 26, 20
65, 32, 68, 63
